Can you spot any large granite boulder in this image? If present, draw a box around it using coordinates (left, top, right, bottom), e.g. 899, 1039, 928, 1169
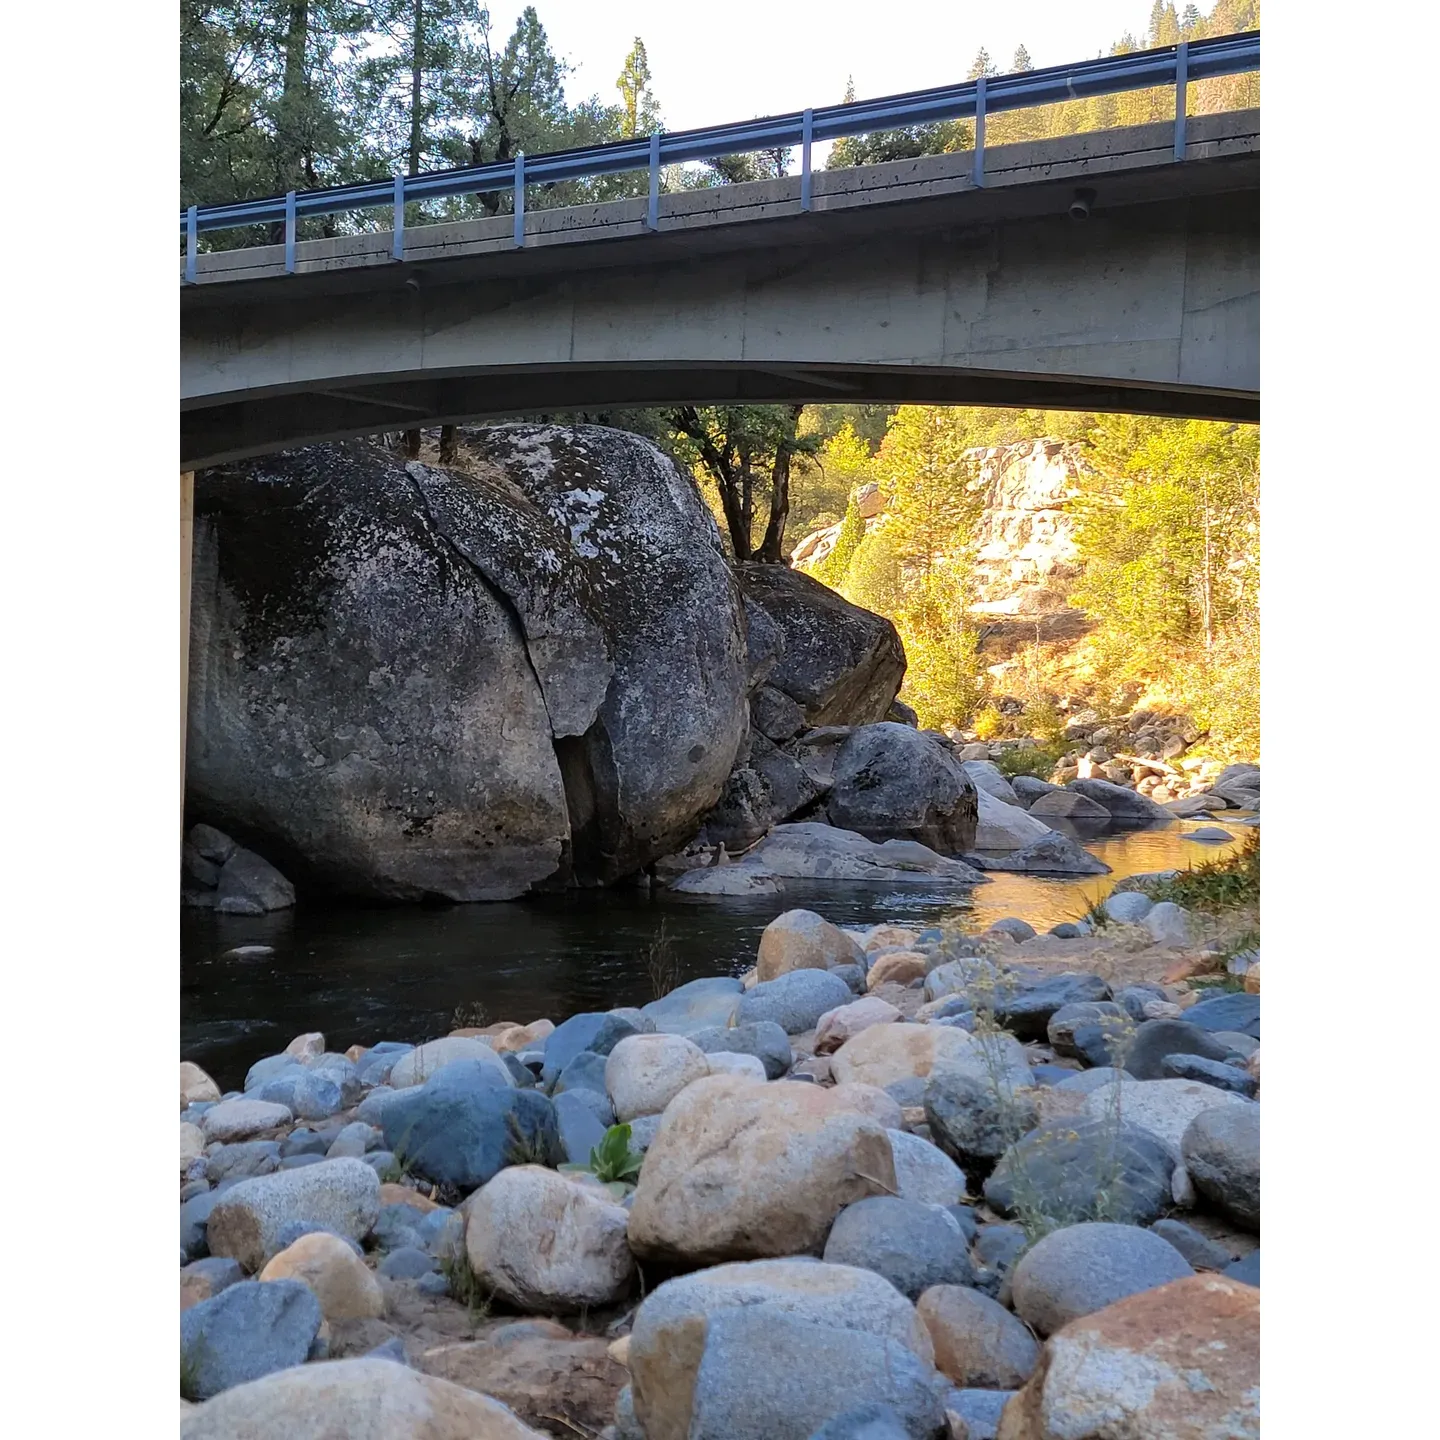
825, 724, 978, 853
736, 564, 905, 727
188, 426, 749, 900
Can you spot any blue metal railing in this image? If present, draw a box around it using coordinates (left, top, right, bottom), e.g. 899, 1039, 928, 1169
180, 31, 1257, 281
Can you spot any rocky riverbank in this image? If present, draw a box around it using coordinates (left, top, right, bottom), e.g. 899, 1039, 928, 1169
180, 898, 1260, 1439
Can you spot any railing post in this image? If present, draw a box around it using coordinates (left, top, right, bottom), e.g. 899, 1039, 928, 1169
185, 205, 198, 284
513, 152, 525, 248
648, 132, 660, 231
801, 108, 814, 212
284, 190, 297, 273
1174, 41, 1189, 161
393, 174, 405, 260
972, 76, 987, 188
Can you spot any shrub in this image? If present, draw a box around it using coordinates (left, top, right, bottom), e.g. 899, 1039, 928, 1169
973, 704, 1005, 741
993, 745, 1066, 781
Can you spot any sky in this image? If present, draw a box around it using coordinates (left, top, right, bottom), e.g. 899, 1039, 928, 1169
520, 1, 1168, 134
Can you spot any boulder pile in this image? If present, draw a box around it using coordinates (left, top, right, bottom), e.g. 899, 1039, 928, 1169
180, 905, 1259, 1438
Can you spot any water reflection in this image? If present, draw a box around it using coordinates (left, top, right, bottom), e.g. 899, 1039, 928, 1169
181, 819, 1252, 1088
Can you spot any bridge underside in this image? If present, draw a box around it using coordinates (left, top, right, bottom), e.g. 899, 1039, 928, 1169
182, 114, 1259, 468
184, 363, 1255, 469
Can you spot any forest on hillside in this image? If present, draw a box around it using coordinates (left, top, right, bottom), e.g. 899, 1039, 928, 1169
183, 1, 1261, 758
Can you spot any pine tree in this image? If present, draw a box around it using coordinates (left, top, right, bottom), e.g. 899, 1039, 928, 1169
1012, 44, 1033, 72
616, 37, 657, 138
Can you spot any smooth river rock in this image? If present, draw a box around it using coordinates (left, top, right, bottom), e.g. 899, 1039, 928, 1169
465, 1166, 635, 1312
205, 1159, 382, 1272
996, 1276, 1259, 1439
179, 1357, 549, 1438
626, 1076, 897, 1265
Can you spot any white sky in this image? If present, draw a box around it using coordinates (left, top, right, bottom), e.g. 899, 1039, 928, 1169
523, 1, 1168, 132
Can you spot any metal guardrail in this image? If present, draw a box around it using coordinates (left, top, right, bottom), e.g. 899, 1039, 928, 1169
181, 31, 1258, 282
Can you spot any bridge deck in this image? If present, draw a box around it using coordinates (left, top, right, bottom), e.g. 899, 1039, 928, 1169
184, 112, 1257, 296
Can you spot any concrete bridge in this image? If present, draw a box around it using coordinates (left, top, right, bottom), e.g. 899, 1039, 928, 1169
181, 109, 1258, 469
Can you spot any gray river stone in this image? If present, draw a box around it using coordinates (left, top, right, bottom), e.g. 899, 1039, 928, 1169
738, 968, 854, 1035
984, 1118, 1175, 1227
1182, 1103, 1261, 1230
205, 1159, 381, 1271
658, 1308, 946, 1440
822, 1197, 974, 1299
1183, 992, 1261, 1038
1124, 1018, 1234, 1080
180, 1279, 322, 1399
689, 1021, 793, 1079
641, 977, 745, 1035
991, 973, 1112, 1042
381, 1066, 563, 1192
1009, 1221, 1194, 1336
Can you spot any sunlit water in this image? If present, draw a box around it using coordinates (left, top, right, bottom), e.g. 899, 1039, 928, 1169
181, 818, 1253, 1089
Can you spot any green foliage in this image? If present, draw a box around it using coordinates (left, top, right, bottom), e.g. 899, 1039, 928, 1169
812, 494, 866, 588
503, 1110, 558, 1168
973, 705, 1005, 741
1143, 832, 1260, 914
894, 570, 986, 731
992, 744, 1065, 781
615, 37, 661, 138
1070, 415, 1259, 758
962, 973, 1138, 1244
667, 404, 813, 561
587, 1124, 645, 1185
439, 1251, 493, 1322
180, 1339, 205, 1401
1021, 697, 1067, 748
842, 527, 903, 615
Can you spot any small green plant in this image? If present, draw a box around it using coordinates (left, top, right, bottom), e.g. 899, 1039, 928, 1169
961, 966, 1137, 1248
560, 1123, 646, 1197
180, 1342, 204, 1402
1073, 889, 1112, 931
1021, 696, 1068, 748
377, 1154, 406, 1184
438, 1251, 493, 1324
588, 1123, 646, 1185
450, 1000, 491, 1031
503, 1109, 559, 1168
642, 921, 682, 1001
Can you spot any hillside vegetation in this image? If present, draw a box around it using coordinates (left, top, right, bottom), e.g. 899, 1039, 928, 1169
791, 408, 1259, 762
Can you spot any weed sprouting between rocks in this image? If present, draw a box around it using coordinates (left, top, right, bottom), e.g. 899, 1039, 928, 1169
962, 969, 1138, 1249
642, 921, 682, 1001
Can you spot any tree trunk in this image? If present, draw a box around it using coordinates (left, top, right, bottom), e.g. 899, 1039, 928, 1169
269, 1, 310, 243
717, 474, 752, 562
404, 429, 421, 459
438, 425, 457, 464
408, 0, 425, 179
755, 404, 805, 563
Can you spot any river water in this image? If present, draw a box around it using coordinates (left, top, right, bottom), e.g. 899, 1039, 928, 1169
181, 819, 1252, 1089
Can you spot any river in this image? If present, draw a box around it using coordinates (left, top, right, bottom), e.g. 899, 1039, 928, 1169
181, 819, 1252, 1089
